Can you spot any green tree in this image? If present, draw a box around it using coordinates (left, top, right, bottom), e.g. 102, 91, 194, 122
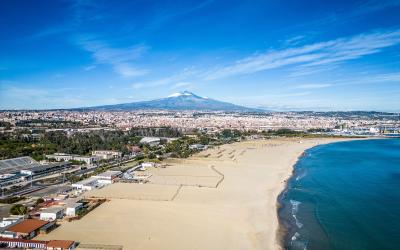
10, 204, 28, 215
143, 145, 150, 155
35, 198, 45, 205
198, 135, 210, 145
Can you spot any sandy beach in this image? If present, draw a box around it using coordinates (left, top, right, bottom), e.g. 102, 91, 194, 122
37, 138, 351, 250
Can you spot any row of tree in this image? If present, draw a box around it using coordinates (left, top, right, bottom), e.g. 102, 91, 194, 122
0, 129, 142, 160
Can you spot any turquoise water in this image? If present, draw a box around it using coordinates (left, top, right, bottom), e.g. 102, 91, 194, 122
278, 139, 400, 250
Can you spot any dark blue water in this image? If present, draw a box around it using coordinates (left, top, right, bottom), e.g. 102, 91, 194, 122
278, 139, 400, 250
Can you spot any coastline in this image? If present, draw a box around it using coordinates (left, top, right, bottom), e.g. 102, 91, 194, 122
37, 137, 366, 250
274, 137, 379, 250
274, 142, 320, 250
272, 138, 350, 250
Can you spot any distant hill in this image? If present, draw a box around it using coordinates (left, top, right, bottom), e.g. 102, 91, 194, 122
78, 91, 260, 112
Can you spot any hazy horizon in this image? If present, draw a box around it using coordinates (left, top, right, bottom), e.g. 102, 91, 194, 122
0, 90, 399, 113
1, 0, 400, 111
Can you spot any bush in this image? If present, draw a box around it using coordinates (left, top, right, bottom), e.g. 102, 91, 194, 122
35, 198, 45, 205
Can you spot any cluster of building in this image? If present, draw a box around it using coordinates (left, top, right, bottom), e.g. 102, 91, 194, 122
0, 150, 123, 191
0, 189, 91, 248
0, 110, 398, 248
0, 217, 75, 249
45, 153, 98, 165
0, 163, 122, 249
38, 198, 84, 221
0, 157, 71, 188
1, 110, 399, 134
72, 170, 122, 191
46, 150, 122, 165
0, 238, 75, 250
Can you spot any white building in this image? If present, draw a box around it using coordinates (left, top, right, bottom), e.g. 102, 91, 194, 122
0, 231, 17, 239
92, 150, 122, 160
65, 203, 83, 217
140, 137, 161, 146
40, 207, 64, 221
189, 144, 207, 150
93, 170, 121, 184
141, 162, 155, 168
71, 177, 99, 191
369, 127, 380, 134
46, 153, 99, 165
0, 216, 24, 228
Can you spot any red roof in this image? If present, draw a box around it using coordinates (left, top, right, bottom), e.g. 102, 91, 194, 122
7, 219, 49, 234
47, 240, 75, 249
0, 237, 48, 244
0, 237, 75, 249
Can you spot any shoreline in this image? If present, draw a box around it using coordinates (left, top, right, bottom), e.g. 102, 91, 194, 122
274, 137, 381, 250
36, 137, 371, 250
274, 143, 318, 250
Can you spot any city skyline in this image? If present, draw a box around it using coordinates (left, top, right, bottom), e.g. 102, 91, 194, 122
1, 0, 400, 111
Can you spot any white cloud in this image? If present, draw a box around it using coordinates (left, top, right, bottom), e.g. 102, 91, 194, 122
205, 29, 400, 80
131, 83, 145, 89
290, 72, 400, 90
130, 68, 199, 89
283, 35, 306, 46
273, 91, 311, 98
113, 64, 148, 77
369, 72, 400, 82
295, 83, 333, 89
288, 65, 338, 77
84, 65, 96, 71
172, 81, 192, 89
334, 72, 400, 86
77, 35, 149, 77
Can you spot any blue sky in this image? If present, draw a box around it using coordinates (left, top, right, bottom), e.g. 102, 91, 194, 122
1, 0, 400, 111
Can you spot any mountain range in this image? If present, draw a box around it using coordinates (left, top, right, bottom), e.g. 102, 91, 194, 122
79, 91, 259, 112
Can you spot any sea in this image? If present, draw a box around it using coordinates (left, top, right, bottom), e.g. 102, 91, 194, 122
278, 138, 400, 250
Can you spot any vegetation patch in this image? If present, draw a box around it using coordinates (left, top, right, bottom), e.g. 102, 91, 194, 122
0, 196, 25, 204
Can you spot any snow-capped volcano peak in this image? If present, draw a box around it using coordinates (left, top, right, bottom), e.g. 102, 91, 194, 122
84, 90, 258, 112
168, 91, 196, 98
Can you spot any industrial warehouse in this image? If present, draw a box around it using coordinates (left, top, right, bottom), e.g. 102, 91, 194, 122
0, 157, 71, 188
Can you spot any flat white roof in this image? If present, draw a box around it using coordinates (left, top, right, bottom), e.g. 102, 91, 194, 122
47, 154, 97, 159
74, 156, 98, 159
93, 150, 121, 153
94, 170, 121, 178
140, 137, 161, 143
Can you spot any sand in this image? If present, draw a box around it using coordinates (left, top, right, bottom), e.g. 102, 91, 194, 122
37, 138, 351, 250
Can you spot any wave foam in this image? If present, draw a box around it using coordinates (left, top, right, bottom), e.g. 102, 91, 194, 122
290, 200, 301, 213
291, 232, 308, 250
296, 172, 307, 181
290, 200, 303, 228
291, 232, 300, 241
